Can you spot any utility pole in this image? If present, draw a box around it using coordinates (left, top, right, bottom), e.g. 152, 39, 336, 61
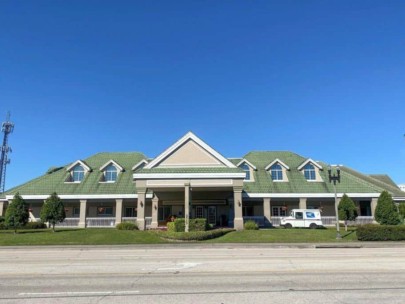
0, 112, 14, 193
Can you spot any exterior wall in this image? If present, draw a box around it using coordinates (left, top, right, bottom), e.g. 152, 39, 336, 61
158, 140, 224, 167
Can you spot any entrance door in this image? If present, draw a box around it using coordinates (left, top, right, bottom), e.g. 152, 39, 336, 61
208, 206, 216, 226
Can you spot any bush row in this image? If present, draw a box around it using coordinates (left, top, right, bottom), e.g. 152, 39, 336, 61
161, 228, 235, 241
168, 218, 208, 232
357, 224, 405, 241
116, 222, 138, 230
0, 221, 47, 230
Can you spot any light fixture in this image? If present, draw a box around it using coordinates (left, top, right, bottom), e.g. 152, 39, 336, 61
238, 200, 241, 207
154, 204, 157, 210
140, 201, 143, 207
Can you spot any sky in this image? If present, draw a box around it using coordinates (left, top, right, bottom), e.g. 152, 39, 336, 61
1, 0, 405, 190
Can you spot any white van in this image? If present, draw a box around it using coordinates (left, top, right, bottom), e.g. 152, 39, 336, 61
280, 209, 323, 229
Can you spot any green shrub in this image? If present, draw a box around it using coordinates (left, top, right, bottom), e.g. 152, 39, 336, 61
161, 228, 234, 241
357, 224, 405, 241
244, 220, 259, 230
0, 222, 7, 230
116, 222, 138, 230
24, 222, 47, 229
171, 218, 208, 232
375, 191, 401, 225
0, 216, 5, 223
167, 222, 175, 232
398, 203, 405, 221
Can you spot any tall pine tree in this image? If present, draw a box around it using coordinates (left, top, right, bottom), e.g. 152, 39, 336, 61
5, 192, 29, 233
375, 191, 400, 225
40, 192, 66, 232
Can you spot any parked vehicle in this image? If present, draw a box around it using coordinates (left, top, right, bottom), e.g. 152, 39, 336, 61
280, 209, 323, 229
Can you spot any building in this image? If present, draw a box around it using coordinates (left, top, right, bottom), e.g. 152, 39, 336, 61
1, 132, 404, 230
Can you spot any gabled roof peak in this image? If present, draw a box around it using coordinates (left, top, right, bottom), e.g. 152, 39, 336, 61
145, 132, 236, 169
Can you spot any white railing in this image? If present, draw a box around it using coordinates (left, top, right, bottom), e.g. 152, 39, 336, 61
270, 217, 282, 227
56, 218, 80, 227
271, 216, 375, 227
86, 217, 116, 227
145, 217, 152, 229
122, 217, 137, 224
243, 216, 265, 227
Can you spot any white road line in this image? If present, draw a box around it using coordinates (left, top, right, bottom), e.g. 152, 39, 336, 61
18, 290, 140, 296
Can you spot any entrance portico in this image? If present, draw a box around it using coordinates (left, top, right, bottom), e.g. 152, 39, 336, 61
133, 132, 245, 230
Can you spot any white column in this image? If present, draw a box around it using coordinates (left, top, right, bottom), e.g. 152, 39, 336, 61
137, 190, 146, 230
299, 198, 307, 209
78, 200, 87, 228
0, 201, 4, 216
371, 198, 378, 221
185, 183, 190, 232
115, 199, 123, 225
151, 195, 159, 229
263, 198, 271, 227
233, 187, 244, 230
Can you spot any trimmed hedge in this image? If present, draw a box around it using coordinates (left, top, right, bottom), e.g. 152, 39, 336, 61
170, 218, 208, 232
357, 224, 405, 241
244, 220, 259, 230
25, 222, 47, 229
116, 222, 139, 230
160, 228, 234, 241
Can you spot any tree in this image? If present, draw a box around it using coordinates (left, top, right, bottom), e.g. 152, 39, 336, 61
374, 191, 401, 225
398, 203, 405, 223
5, 192, 29, 233
40, 192, 66, 232
338, 194, 358, 231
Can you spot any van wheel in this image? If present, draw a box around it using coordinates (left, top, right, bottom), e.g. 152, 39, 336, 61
309, 223, 317, 229
284, 223, 292, 229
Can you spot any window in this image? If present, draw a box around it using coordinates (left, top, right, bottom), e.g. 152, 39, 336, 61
158, 206, 172, 221
303, 163, 316, 180
295, 212, 303, 219
270, 164, 283, 181
73, 207, 80, 218
242, 206, 254, 216
241, 163, 251, 181
272, 206, 287, 216
72, 165, 85, 182
97, 207, 113, 216
195, 206, 205, 218
104, 164, 118, 182
125, 207, 137, 217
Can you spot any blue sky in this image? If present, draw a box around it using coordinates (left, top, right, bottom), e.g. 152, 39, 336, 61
1, 0, 405, 190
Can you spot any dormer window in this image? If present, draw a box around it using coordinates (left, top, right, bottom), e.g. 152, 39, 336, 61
298, 158, 323, 182
237, 159, 256, 182
99, 160, 124, 183
265, 159, 289, 182
303, 163, 316, 180
241, 163, 251, 181
270, 164, 283, 181
104, 164, 117, 182
65, 160, 91, 183
72, 165, 85, 182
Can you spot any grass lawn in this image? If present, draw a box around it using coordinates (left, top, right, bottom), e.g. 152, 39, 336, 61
0, 227, 358, 246
205, 227, 358, 243
0, 228, 166, 246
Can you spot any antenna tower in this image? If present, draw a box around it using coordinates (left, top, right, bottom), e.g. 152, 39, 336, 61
0, 112, 14, 193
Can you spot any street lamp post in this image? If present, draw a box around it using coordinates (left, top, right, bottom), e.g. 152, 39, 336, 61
328, 165, 341, 239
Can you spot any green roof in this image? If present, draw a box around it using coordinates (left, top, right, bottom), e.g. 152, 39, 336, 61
2, 150, 403, 199
3, 152, 146, 196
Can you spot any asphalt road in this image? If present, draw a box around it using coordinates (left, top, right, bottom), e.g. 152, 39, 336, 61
1, 244, 405, 303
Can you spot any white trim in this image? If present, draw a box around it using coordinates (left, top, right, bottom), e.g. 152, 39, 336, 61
66, 160, 91, 172
144, 132, 237, 169
99, 160, 124, 172
245, 193, 382, 198
133, 173, 246, 179
132, 159, 149, 171
5, 194, 154, 200
265, 159, 290, 171
236, 159, 257, 170
297, 158, 323, 170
